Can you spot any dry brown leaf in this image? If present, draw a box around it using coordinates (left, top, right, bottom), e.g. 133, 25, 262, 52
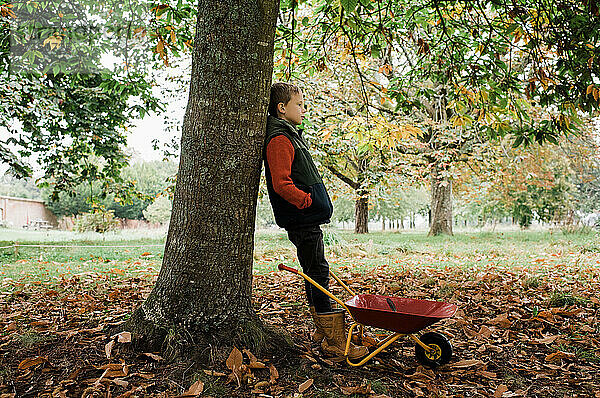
298, 378, 313, 393
6, 322, 17, 332
478, 370, 497, 379
184, 380, 204, 396
269, 363, 279, 384
242, 348, 258, 363
115, 331, 132, 343
226, 347, 243, 371
128, 372, 155, 379
478, 325, 493, 338
340, 383, 372, 395
30, 320, 49, 328
254, 381, 270, 389
112, 378, 129, 388
15, 369, 32, 381
545, 351, 574, 363
98, 363, 125, 370
450, 359, 484, 368
203, 369, 227, 377
494, 384, 509, 398
142, 352, 163, 361
18, 356, 47, 370
248, 361, 267, 369
488, 313, 512, 328
105, 340, 115, 359
534, 335, 560, 344
534, 310, 554, 322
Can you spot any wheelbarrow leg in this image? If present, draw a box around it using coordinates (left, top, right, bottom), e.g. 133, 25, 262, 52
345, 323, 403, 367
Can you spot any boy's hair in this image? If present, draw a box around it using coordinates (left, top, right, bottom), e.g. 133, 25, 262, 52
268, 82, 301, 117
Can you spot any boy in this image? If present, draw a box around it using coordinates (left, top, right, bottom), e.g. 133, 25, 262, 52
263, 82, 368, 360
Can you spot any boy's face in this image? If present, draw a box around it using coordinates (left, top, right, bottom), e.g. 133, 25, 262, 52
277, 91, 305, 126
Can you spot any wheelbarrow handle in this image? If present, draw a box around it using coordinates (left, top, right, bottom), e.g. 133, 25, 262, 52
278, 263, 299, 274
277, 263, 351, 313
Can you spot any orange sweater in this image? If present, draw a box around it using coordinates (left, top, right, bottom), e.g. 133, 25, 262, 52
266, 135, 312, 209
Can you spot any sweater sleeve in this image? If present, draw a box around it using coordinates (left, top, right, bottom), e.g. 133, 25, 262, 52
266, 135, 312, 209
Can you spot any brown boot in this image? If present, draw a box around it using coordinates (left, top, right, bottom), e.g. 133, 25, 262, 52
314, 310, 369, 360
309, 306, 325, 343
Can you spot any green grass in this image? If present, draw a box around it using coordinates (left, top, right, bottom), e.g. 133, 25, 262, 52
0, 227, 598, 286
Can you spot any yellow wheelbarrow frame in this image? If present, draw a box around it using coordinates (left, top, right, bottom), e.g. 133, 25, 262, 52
278, 263, 455, 367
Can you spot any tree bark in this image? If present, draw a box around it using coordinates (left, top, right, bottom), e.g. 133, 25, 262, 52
125, 0, 284, 357
428, 163, 453, 236
354, 189, 369, 234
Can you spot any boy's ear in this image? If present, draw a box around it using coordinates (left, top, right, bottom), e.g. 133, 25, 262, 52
277, 102, 285, 115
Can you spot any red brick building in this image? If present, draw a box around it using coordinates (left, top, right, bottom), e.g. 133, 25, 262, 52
0, 196, 57, 228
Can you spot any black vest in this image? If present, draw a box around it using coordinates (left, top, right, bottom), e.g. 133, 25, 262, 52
263, 116, 333, 230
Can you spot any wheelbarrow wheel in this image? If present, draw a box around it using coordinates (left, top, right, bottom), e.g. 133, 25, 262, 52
415, 332, 452, 368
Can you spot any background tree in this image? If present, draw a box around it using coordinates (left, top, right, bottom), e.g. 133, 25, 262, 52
1, 0, 167, 197
44, 160, 178, 219
142, 195, 172, 225
276, 0, 600, 236
454, 123, 599, 228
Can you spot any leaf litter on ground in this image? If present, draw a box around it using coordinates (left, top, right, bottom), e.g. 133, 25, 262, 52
1, 232, 599, 397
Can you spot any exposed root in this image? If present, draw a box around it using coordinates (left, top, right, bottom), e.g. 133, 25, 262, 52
121, 307, 297, 364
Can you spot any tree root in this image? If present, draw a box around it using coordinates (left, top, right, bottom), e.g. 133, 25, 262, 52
120, 307, 297, 364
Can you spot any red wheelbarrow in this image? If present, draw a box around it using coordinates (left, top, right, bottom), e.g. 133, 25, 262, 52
278, 263, 458, 367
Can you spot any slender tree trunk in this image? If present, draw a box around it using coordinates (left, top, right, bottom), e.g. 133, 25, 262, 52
428, 163, 453, 236
125, 0, 282, 357
354, 189, 369, 234
400, 217, 404, 229
381, 217, 385, 231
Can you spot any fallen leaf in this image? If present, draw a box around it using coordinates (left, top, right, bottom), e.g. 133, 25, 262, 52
30, 320, 49, 328
203, 370, 227, 377
494, 384, 509, 398
112, 378, 129, 388
545, 351, 574, 363
478, 325, 493, 338
243, 348, 258, 363
105, 340, 115, 359
248, 361, 267, 369
269, 363, 279, 384
254, 380, 270, 389
299, 378, 313, 393
449, 359, 484, 368
15, 369, 33, 381
226, 347, 243, 371
18, 356, 48, 370
142, 352, 163, 361
488, 313, 512, 328
534, 335, 560, 344
340, 383, 372, 395
184, 380, 204, 396
115, 331, 132, 343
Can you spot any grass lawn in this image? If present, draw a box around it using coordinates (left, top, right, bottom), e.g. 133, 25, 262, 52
0, 227, 599, 397
2, 227, 597, 286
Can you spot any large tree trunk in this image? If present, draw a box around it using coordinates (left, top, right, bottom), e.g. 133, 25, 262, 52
428, 164, 453, 236
354, 190, 369, 234
125, 0, 282, 357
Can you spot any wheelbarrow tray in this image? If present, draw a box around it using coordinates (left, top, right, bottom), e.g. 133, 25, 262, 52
345, 294, 458, 334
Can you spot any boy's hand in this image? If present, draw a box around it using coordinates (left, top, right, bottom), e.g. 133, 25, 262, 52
300, 193, 312, 209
